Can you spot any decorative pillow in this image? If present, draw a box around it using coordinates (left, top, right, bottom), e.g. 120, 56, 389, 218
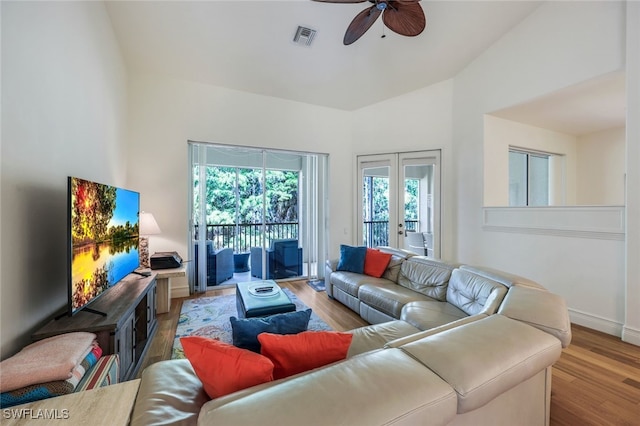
180, 336, 274, 399
258, 331, 353, 379
230, 309, 312, 353
363, 248, 393, 278
336, 244, 367, 273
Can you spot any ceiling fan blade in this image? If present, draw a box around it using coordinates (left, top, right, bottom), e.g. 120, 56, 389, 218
382, 1, 426, 37
344, 5, 382, 45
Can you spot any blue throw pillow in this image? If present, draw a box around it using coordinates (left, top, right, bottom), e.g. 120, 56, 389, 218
230, 309, 312, 353
336, 245, 367, 274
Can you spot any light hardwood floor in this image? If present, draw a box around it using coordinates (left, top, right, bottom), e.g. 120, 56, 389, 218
139, 280, 640, 426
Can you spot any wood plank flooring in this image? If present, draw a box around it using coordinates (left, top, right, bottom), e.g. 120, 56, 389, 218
139, 280, 640, 425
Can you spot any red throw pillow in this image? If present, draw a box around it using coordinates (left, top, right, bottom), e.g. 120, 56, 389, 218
180, 336, 274, 399
258, 331, 353, 379
363, 248, 393, 278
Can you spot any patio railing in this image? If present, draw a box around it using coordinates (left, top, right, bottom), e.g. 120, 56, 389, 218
195, 219, 418, 251
194, 222, 298, 252
363, 219, 418, 247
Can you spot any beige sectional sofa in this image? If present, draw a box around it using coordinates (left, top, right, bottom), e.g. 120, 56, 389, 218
326, 247, 571, 346
131, 247, 571, 426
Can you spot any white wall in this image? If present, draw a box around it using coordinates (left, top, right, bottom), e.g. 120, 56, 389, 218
0, 1, 128, 357
452, 1, 631, 337
351, 80, 454, 259
623, 1, 640, 345
484, 115, 578, 206
576, 126, 625, 205
125, 73, 352, 296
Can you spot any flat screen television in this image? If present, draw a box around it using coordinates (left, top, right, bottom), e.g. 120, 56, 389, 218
67, 177, 140, 316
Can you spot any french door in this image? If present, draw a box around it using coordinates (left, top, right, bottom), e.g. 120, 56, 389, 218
356, 151, 441, 257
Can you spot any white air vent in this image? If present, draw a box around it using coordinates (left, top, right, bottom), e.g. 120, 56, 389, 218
293, 26, 317, 47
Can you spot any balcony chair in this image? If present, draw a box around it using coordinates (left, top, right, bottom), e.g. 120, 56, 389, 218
250, 239, 303, 280
193, 241, 234, 286
405, 231, 427, 256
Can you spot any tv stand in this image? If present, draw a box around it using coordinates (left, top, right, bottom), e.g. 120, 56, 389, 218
33, 274, 157, 381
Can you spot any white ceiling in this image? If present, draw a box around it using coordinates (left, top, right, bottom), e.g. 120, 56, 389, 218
490, 71, 627, 136
105, 0, 543, 111
105, 0, 626, 134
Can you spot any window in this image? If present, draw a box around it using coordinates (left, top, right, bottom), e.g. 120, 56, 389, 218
509, 148, 551, 206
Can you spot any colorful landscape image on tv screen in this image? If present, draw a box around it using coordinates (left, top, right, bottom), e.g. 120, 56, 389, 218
69, 177, 140, 314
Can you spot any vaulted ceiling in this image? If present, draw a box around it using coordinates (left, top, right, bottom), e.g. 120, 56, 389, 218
105, 0, 542, 111
105, 1, 626, 134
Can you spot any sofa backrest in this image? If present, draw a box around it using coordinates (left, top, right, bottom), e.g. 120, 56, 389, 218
200, 347, 458, 426
376, 246, 415, 282
446, 269, 508, 316
460, 265, 544, 290
397, 257, 456, 301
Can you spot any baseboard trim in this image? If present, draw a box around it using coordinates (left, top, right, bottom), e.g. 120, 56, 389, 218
622, 325, 640, 346
171, 284, 190, 299
569, 308, 623, 337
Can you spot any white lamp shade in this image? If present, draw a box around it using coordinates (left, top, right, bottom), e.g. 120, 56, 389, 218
140, 212, 161, 235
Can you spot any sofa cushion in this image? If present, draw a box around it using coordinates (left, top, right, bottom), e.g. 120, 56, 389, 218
130, 359, 208, 426
358, 281, 435, 318
397, 257, 455, 301
180, 337, 274, 399
230, 309, 312, 353
258, 331, 353, 379
400, 300, 468, 330
363, 248, 393, 278
498, 285, 572, 348
446, 269, 508, 316
399, 315, 562, 413
337, 244, 367, 273
330, 272, 392, 298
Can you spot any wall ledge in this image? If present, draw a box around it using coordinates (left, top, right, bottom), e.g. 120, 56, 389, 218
482, 206, 625, 240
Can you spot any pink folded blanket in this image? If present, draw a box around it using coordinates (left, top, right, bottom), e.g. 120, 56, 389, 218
0, 332, 97, 393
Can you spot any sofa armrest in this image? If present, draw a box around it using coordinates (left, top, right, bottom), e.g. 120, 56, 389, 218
325, 259, 338, 272
130, 360, 208, 426
498, 285, 572, 348
400, 315, 562, 414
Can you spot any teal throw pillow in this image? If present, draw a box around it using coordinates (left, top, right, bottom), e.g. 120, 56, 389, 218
230, 309, 312, 353
336, 244, 367, 274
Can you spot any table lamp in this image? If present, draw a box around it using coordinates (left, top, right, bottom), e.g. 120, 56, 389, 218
139, 211, 161, 268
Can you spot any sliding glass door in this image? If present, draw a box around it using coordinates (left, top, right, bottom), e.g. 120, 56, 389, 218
357, 151, 441, 257
189, 143, 328, 292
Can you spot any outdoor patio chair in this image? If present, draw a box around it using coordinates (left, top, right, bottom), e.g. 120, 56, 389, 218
250, 239, 303, 280
193, 241, 234, 285
405, 231, 427, 256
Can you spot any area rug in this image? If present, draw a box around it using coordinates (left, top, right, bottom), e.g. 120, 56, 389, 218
172, 288, 332, 359
306, 279, 326, 292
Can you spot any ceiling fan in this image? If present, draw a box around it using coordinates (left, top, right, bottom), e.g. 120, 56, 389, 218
313, 0, 426, 45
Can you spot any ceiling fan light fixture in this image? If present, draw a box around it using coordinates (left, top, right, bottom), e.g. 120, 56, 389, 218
293, 26, 317, 47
